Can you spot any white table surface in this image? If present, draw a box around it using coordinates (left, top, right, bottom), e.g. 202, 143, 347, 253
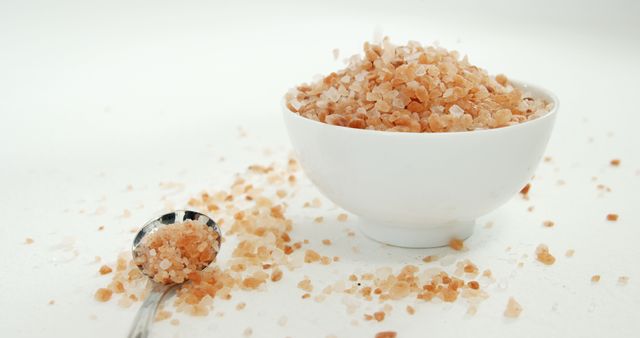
1, 1, 639, 337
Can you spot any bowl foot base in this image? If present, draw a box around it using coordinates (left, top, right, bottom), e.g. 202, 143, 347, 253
358, 218, 475, 248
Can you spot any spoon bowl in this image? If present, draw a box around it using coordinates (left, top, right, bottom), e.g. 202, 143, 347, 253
132, 210, 221, 275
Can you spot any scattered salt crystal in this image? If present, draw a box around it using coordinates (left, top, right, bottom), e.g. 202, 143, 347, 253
118, 296, 133, 308
618, 276, 630, 285
504, 297, 522, 318
466, 305, 477, 316
341, 296, 361, 314
535, 244, 556, 265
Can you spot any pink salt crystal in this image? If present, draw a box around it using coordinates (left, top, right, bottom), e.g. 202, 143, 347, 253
504, 297, 522, 318
332, 48, 340, 60
449, 105, 464, 117
159, 259, 171, 270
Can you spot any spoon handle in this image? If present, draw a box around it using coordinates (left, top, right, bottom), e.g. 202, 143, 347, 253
127, 283, 173, 338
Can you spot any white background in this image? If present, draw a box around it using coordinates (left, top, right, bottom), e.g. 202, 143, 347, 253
1, 0, 639, 337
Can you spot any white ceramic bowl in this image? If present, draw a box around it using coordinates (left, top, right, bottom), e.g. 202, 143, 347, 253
283, 82, 558, 248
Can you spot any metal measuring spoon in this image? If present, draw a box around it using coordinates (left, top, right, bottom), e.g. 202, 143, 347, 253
128, 210, 221, 338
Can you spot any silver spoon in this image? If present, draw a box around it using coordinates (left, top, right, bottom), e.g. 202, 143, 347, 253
128, 210, 221, 338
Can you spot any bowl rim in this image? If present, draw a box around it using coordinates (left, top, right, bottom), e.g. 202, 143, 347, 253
282, 80, 559, 137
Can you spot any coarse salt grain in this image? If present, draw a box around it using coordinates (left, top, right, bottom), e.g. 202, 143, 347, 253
504, 297, 522, 318
618, 276, 629, 285
466, 305, 477, 316
271, 269, 283, 282
535, 244, 556, 265
304, 250, 321, 263
463, 263, 478, 274
406, 305, 415, 315
449, 104, 464, 117
94, 288, 113, 302
99, 265, 113, 275
155, 310, 172, 321
159, 259, 171, 270
422, 255, 437, 263
298, 278, 313, 292
449, 238, 464, 251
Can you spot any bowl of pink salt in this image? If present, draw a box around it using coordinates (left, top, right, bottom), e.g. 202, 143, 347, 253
283, 38, 558, 248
